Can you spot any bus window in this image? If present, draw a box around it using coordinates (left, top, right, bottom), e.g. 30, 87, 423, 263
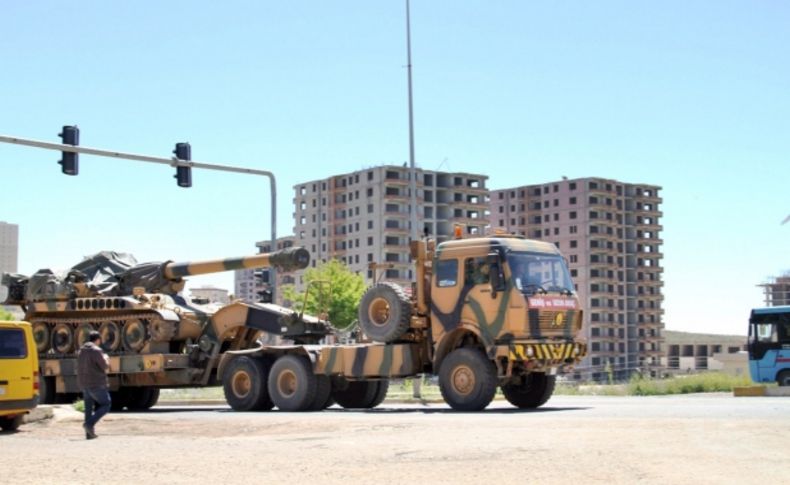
754, 323, 776, 343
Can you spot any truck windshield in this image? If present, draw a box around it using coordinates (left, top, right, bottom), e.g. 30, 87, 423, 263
507, 252, 574, 295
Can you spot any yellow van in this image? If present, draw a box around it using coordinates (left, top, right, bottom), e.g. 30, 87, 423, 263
0, 321, 39, 431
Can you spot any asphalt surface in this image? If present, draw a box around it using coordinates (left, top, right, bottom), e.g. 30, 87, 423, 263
2, 394, 789, 484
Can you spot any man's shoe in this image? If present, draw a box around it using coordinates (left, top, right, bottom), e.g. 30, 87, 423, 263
83, 423, 97, 440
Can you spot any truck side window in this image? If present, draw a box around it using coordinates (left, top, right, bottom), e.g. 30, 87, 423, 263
464, 257, 488, 286
436, 259, 458, 288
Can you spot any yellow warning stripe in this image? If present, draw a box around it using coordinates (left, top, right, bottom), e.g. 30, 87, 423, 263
508, 343, 586, 362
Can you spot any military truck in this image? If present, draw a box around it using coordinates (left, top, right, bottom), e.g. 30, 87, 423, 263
1, 247, 326, 409
220, 230, 586, 411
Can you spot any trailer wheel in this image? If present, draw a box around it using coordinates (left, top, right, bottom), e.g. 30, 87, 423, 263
268, 354, 317, 412
127, 387, 160, 411
777, 370, 790, 387
39, 375, 56, 405
308, 375, 333, 411
223, 356, 274, 411
332, 380, 388, 409
358, 282, 412, 343
439, 348, 497, 411
501, 373, 556, 409
0, 415, 24, 431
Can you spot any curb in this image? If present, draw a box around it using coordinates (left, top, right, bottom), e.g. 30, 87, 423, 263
23, 406, 54, 424
733, 386, 790, 397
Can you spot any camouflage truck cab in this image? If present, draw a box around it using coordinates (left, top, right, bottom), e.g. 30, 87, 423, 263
349, 230, 587, 411
426, 235, 586, 410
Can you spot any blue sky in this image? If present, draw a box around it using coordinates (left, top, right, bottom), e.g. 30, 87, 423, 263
1, 1, 788, 335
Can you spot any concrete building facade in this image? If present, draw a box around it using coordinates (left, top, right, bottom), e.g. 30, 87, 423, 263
0, 221, 19, 302
234, 236, 297, 304
490, 177, 664, 381
188, 286, 230, 305
292, 165, 489, 288
662, 330, 747, 376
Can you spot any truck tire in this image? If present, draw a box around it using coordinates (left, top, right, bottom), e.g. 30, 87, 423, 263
308, 375, 333, 411
223, 356, 274, 411
268, 354, 317, 412
777, 370, 790, 387
39, 375, 56, 405
332, 380, 388, 409
127, 387, 160, 411
358, 283, 412, 343
0, 415, 24, 431
439, 348, 497, 411
111, 388, 132, 411
501, 373, 556, 409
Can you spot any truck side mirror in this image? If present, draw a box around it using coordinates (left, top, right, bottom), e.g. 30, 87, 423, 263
489, 262, 505, 295
486, 253, 506, 295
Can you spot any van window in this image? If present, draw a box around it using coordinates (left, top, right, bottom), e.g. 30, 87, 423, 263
0, 328, 27, 358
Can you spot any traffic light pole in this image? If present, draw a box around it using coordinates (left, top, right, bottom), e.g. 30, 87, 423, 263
0, 133, 279, 300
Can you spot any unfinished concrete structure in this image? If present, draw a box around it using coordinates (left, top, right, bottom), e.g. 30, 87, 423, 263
292, 165, 489, 288
759, 273, 790, 306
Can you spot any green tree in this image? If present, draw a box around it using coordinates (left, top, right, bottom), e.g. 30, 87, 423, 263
0, 308, 15, 320
281, 259, 366, 330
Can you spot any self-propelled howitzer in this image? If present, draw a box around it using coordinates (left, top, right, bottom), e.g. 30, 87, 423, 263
2, 247, 331, 407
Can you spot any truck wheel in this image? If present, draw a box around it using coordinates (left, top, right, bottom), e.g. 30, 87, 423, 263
39, 375, 56, 405
111, 388, 132, 411
777, 370, 790, 387
268, 354, 317, 412
439, 348, 497, 411
127, 387, 160, 411
223, 356, 274, 411
332, 380, 388, 409
308, 375, 333, 411
369, 380, 389, 408
501, 373, 556, 409
0, 415, 24, 431
358, 282, 412, 343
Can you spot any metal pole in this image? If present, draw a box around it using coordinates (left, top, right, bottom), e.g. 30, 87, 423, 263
0, 134, 278, 301
405, 0, 422, 400
406, 0, 418, 247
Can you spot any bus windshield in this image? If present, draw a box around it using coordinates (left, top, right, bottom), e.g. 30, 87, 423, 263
507, 251, 574, 295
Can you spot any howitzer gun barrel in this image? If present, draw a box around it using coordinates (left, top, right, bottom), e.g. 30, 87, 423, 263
163, 247, 310, 279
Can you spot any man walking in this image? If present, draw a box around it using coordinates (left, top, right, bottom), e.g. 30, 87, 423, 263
77, 331, 111, 440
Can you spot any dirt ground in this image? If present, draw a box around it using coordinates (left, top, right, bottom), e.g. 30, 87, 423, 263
1, 394, 788, 484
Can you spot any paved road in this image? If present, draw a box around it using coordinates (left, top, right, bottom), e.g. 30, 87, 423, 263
2, 394, 789, 484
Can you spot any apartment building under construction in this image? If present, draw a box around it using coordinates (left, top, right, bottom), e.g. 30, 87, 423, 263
490, 177, 664, 381
292, 165, 489, 288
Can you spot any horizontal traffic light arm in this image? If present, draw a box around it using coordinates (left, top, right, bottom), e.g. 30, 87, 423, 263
0, 134, 273, 178
0, 132, 281, 300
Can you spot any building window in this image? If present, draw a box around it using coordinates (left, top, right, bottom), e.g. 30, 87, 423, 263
570, 240, 577, 248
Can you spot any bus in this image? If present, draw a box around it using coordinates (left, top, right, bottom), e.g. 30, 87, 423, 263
747, 306, 790, 386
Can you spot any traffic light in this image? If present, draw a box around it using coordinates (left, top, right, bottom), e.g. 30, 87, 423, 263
256, 288, 273, 304
58, 125, 79, 175
173, 142, 192, 187
253, 270, 272, 303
